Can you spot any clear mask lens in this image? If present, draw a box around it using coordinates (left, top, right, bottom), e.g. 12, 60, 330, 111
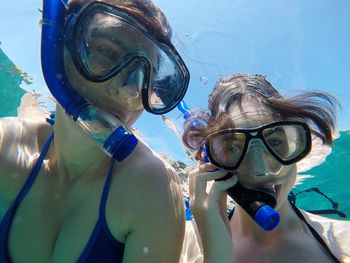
209, 132, 246, 167
149, 49, 184, 111
263, 124, 308, 161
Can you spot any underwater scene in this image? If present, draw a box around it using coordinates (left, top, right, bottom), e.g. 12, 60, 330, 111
1, 0, 350, 226
1, 1, 350, 262
1, 43, 349, 221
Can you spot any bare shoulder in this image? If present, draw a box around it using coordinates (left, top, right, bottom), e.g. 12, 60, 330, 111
304, 211, 350, 262
110, 140, 185, 222
124, 141, 182, 191
111, 142, 185, 262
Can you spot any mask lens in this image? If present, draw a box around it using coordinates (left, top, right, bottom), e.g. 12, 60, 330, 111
263, 124, 308, 162
208, 132, 246, 167
75, 11, 130, 77
149, 48, 184, 111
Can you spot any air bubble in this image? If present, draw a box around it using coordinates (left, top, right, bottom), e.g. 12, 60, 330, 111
200, 76, 208, 85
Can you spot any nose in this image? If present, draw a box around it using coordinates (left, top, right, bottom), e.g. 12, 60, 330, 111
241, 139, 280, 177
122, 65, 145, 98
122, 83, 141, 98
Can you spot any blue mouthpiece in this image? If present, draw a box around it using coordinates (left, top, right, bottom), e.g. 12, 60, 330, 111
254, 205, 281, 231
202, 145, 210, 163
177, 100, 191, 120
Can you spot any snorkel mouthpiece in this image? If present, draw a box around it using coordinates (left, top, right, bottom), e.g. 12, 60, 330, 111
178, 100, 280, 231
224, 182, 280, 231
41, 0, 138, 161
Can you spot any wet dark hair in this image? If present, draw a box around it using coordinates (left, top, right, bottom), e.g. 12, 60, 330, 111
66, 0, 172, 43
183, 73, 340, 160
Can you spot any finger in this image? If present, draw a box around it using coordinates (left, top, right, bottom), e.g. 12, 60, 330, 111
189, 168, 227, 202
197, 162, 220, 173
195, 171, 229, 198
208, 176, 238, 203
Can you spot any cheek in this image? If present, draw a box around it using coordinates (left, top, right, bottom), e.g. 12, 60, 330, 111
107, 88, 144, 111
276, 164, 297, 207
64, 54, 101, 102
283, 164, 297, 190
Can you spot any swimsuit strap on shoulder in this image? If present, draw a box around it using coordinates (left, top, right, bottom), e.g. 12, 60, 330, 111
289, 201, 341, 263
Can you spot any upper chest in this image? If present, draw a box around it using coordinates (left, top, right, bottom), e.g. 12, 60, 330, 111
232, 232, 336, 263
1, 167, 129, 263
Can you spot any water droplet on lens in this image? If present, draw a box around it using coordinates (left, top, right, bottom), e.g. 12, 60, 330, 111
56, 73, 63, 80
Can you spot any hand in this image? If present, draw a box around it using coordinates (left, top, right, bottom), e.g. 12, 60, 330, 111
189, 163, 237, 263
189, 163, 237, 217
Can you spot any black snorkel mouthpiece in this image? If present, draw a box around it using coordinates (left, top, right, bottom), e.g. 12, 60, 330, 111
217, 173, 280, 231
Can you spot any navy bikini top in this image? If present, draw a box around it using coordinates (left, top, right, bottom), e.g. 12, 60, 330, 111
0, 130, 125, 263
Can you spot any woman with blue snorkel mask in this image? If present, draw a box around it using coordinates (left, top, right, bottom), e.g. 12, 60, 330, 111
0, 0, 189, 262
181, 74, 349, 262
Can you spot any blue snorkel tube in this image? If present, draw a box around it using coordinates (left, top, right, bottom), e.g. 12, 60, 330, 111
41, 0, 137, 161
178, 101, 280, 231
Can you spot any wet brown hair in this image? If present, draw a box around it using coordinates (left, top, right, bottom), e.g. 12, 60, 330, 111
183, 73, 340, 160
66, 0, 172, 42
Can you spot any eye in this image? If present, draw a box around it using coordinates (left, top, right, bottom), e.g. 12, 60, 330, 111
267, 138, 283, 147
225, 142, 241, 154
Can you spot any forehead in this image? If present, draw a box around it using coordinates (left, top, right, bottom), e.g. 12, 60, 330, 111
227, 96, 280, 128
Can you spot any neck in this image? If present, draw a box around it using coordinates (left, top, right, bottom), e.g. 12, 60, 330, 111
230, 199, 306, 244
51, 105, 111, 184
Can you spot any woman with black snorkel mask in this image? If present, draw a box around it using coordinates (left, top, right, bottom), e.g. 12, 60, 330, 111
0, 0, 189, 262
181, 74, 350, 262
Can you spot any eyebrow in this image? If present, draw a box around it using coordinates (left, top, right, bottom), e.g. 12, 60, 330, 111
92, 28, 129, 51
263, 127, 285, 137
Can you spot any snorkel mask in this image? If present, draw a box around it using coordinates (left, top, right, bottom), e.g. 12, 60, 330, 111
41, 0, 189, 160
64, 1, 190, 114
178, 101, 281, 231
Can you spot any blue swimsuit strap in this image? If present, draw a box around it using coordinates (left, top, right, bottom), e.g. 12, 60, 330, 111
76, 158, 123, 263
100, 159, 116, 218
10, 130, 54, 213
0, 130, 54, 261
98, 158, 122, 246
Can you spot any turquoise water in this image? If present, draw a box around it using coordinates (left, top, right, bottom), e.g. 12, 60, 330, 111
1, 47, 349, 221
0, 47, 25, 117
293, 131, 350, 220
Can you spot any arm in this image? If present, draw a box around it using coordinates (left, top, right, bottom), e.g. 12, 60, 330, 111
121, 158, 185, 263
189, 163, 237, 263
